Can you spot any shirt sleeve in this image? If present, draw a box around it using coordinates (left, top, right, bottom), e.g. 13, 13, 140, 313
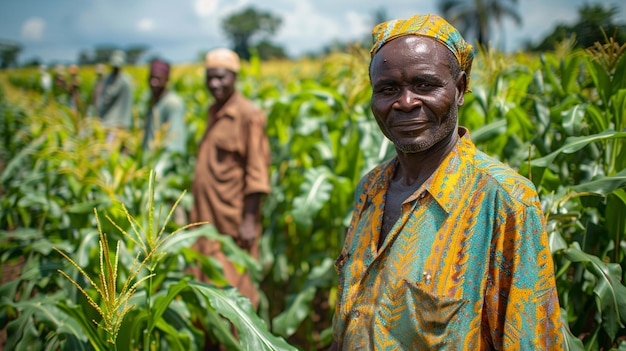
243, 110, 271, 195
332, 174, 370, 344
121, 78, 134, 129
164, 95, 186, 154
484, 201, 564, 350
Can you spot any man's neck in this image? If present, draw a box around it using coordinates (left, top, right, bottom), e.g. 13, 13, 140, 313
151, 89, 167, 105
213, 90, 236, 111
393, 129, 459, 186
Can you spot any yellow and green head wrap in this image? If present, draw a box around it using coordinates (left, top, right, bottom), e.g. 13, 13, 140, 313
370, 14, 475, 92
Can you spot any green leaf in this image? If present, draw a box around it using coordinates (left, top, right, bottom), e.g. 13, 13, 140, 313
560, 308, 585, 351
189, 282, 297, 351
57, 300, 108, 351
3, 292, 96, 351
302, 257, 336, 289
585, 104, 608, 134
561, 54, 582, 95
173, 225, 262, 281
158, 225, 221, 254
531, 130, 626, 167
0, 134, 46, 183
67, 201, 105, 214
271, 286, 315, 338
470, 119, 507, 144
562, 104, 585, 136
32, 236, 72, 256
148, 280, 190, 335
571, 168, 626, 194
611, 88, 626, 132
585, 57, 612, 106
154, 317, 191, 351
542, 54, 565, 98
0, 227, 43, 242
291, 166, 334, 232
115, 309, 146, 351
562, 246, 626, 339
548, 231, 568, 254
180, 248, 229, 286
265, 258, 335, 338
606, 190, 626, 257
5, 309, 41, 351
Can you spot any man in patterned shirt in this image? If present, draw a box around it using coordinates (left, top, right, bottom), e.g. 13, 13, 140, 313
330, 14, 564, 350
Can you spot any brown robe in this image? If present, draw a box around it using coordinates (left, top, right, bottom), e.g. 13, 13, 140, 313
189, 90, 270, 307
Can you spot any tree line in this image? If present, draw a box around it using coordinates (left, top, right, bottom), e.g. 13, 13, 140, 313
1, 3, 625, 68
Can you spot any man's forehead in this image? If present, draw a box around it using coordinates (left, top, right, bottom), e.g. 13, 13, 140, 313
206, 67, 234, 76
372, 36, 451, 66
149, 72, 169, 80
150, 68, 169, 75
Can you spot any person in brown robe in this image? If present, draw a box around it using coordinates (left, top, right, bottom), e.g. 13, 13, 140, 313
189, 48, 270, 309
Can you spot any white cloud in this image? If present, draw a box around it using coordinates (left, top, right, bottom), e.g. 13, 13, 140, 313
137, 18, 155, 32
277, 1, 338, 42
194, 0, 219, 17
21, 17, 46, 41
73, 0, 217, 44
13, 0, 619, 64
345, 11, 370, 39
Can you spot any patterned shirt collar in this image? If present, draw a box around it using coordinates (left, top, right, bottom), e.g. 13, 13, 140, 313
364, 127, 475, 214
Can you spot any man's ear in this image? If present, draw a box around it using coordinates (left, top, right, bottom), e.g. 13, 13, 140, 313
456, 71, 467, 106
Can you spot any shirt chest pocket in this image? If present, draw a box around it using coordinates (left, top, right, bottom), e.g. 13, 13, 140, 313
210, 116, 240, 153
373, 279, 468, 347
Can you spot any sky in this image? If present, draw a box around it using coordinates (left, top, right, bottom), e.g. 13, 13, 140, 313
1, 0, 625, 65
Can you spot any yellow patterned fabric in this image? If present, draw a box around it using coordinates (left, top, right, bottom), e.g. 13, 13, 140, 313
371, 14, 474, 92
333, 128, 564, 350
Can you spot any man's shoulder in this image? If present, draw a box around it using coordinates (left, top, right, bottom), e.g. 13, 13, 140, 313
472, 150, 540, 206
237, 93, 262, 111
120, 72, 133, 84
231, 92, 266, 122
162, 91, 184, 107
356, 158, 394, 195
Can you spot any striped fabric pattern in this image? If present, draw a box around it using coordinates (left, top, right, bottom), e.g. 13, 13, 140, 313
333, 129, 564, 350
370, 14, 475, 92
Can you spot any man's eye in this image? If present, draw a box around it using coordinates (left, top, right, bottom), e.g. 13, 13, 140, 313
377, 86, 397, 94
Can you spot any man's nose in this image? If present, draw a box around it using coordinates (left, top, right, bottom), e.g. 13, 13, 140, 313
207, 77, 220, 88
394, 89, 422, 111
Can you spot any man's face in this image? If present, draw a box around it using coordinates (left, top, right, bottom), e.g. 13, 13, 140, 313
205, 68, 236, 103
149, 69, 169, 97
369, 36, 465, 154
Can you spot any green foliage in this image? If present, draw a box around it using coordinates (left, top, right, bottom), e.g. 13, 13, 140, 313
0, 172, 290, 350
515, 39, 626, 349
530, 3, 626, 51
0, 39, 21, 69
2, 36, 626, 350
0, 79, 290, 349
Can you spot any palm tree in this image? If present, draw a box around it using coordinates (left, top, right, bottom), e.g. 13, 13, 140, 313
439, 0, 522, 49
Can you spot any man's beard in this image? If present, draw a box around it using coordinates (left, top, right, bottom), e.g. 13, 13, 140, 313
392, 102, 458, 154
